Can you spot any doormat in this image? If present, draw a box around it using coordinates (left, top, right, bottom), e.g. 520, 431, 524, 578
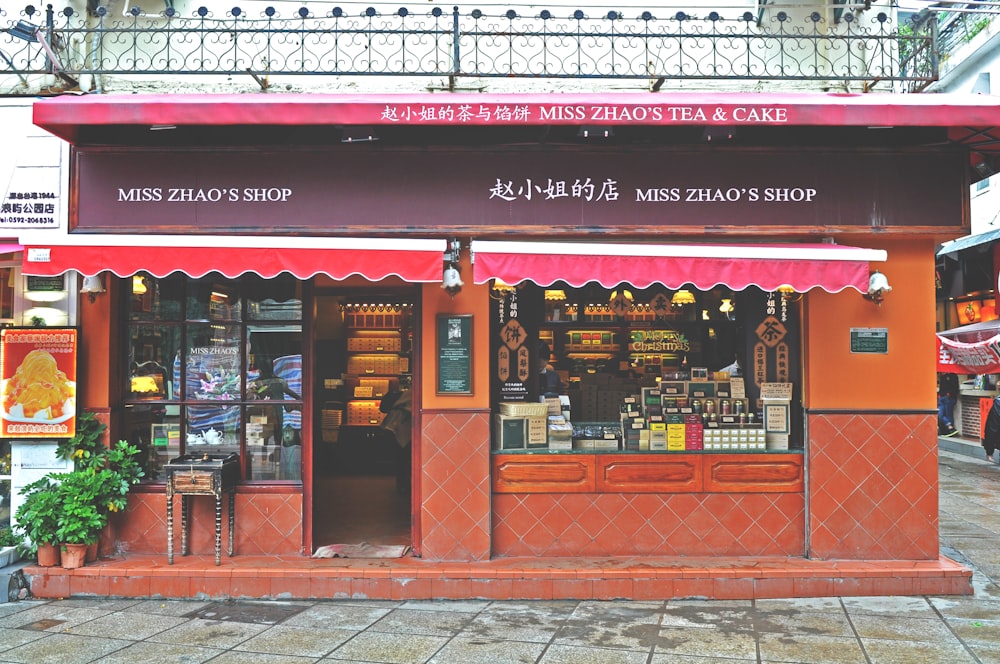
312, 543, 411, 559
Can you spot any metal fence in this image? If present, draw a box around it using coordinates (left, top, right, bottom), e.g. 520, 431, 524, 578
0, 4, 938, 91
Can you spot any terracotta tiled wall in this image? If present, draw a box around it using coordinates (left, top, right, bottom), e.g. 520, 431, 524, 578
114, 492, 304, 556
808, 412, 938, 560
419, 410, 492, 561
492, 493, 805, 557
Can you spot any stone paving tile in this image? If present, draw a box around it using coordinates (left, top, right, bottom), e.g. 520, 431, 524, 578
427, 635, 546, 663
554, 618, 662, 652
207, 652, 320, 664
125, 599, 214, 616
755, 597, 845, 613
758, 632, 866, 664
0, 625, 48, 651
144, 616, 270, 649
1, 633, 131, 664
651, 625, 757, 660
281, 602, 393, 630
660, 605, 755, 631
400, 599, 490, 613
930, 595, 1000, 620
539, 643, 651, 664
862, 636, 978, 664
651, 656, 756, 664
94, 640, 226, 664
61, 610, 188, 640
849, 614, 961, 644
967, 640, 1000, 664
0, 604, 113, 631
233, 625, 358, 657
369, 607, 477, 636
459, 608, 566, 644
324, 631, 449, 663
943, 616, 1000, 646
753, 609, 855, 637
840, 596, 937, 617
53, 598, 142, 611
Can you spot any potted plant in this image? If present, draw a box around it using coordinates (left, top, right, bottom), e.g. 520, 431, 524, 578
53, 469, 108, 569
13, 476, 62, 567
56, 413, 145, 561
0, 525, 20, 567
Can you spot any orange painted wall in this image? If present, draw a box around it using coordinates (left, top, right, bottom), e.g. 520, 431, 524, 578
420, 253, 492, 411
804, 238, 936, 411
79, 276, 114, 410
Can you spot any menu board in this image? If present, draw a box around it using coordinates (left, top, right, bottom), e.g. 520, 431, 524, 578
0, 327, 78, 438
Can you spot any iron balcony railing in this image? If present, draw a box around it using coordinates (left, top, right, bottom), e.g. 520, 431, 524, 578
0, 3, 938, 93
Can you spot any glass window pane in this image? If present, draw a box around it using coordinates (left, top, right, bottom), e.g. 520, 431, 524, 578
0, 267, 14, 321
0, 479, 9, 529
129, 324, 180, 400
187, 275, 241, 322
129, 273, 184, 321
246, 274, 302, 321
124, 404, 179, 483
186, 404, 240, 454
246, 326, 302, 401
185, 323, 242, 401
245, 404, 300, 481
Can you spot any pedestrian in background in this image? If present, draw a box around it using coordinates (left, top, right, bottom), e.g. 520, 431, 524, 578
938, 372, 959, 437
982, 394, 1000, 463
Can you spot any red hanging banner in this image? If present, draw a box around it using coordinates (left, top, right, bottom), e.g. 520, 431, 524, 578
936, 333, 1000, 375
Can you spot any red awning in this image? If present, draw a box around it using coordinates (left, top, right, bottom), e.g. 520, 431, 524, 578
21, 237, 446, 282
29, 91, 1000, 135
34, 92, 1000, 175
471, 241, 886, 293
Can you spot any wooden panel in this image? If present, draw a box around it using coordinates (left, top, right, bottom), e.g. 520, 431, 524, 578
596, 454, 702, 493
703, 454, 804, 493
492, 455, 596, 493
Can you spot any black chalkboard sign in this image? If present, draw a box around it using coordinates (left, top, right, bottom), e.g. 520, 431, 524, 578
437, 315, 473, 394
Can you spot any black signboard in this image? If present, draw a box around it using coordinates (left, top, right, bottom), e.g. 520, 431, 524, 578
437, 314, 473, 395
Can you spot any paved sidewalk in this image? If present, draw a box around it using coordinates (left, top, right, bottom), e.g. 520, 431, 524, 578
0, 449, 996, 664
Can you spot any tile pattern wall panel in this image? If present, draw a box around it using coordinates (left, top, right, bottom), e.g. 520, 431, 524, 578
492, 492, 805, 557
420, 411, 492, 561
808, 412, 938, 560
115, 493, 303, 556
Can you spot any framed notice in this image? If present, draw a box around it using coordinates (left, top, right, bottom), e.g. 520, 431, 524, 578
437, 314, 473, 395
0, 327, 78, 438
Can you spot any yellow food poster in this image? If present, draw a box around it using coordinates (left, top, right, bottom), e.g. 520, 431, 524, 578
1, 328, 78, 438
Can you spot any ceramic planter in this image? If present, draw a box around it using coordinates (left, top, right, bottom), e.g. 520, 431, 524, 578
36, 542, 60, 567
60, 543, 87, 569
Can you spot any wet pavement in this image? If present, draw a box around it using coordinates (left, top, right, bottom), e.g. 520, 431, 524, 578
0, 448, 998, 664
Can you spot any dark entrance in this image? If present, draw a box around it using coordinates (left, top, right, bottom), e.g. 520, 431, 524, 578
311, 290, 416, 549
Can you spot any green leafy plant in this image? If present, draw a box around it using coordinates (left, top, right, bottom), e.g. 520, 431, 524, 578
53, 470, 108, 546
13, 476, 62, 548
0, 526, 19, 547
56, 411, 108, 471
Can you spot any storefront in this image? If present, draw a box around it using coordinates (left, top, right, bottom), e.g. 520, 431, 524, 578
16, 91, 997, 599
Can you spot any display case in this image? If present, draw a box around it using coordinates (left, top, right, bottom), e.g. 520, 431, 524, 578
342, 302, 412, 428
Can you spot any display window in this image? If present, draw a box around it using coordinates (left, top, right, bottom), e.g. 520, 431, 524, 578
123, 272, 303, 483
490, 282, 802, 455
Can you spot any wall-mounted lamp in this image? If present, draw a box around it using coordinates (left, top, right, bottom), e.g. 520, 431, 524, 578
442, 238, 464, 298
578, 126, 614, 139
702, 126, 736, 142
719, 298, 735, 320
864, 270, 892, 305
671, 289, 696, 307
80, 275, 105, 303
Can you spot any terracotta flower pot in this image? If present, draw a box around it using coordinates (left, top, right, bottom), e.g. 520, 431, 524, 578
36, 542, 60, 568
86, 541, 99, 563
60, 543, 87, 570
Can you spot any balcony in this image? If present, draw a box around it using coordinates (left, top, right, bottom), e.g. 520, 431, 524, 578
0, 3, 938, 95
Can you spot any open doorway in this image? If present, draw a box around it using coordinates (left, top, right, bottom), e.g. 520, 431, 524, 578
311, 291, 415, 550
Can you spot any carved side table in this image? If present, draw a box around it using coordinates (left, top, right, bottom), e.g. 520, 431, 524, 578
164, 452, 239, 566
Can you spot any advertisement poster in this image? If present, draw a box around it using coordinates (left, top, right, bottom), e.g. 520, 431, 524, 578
0, 327, 78, 438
